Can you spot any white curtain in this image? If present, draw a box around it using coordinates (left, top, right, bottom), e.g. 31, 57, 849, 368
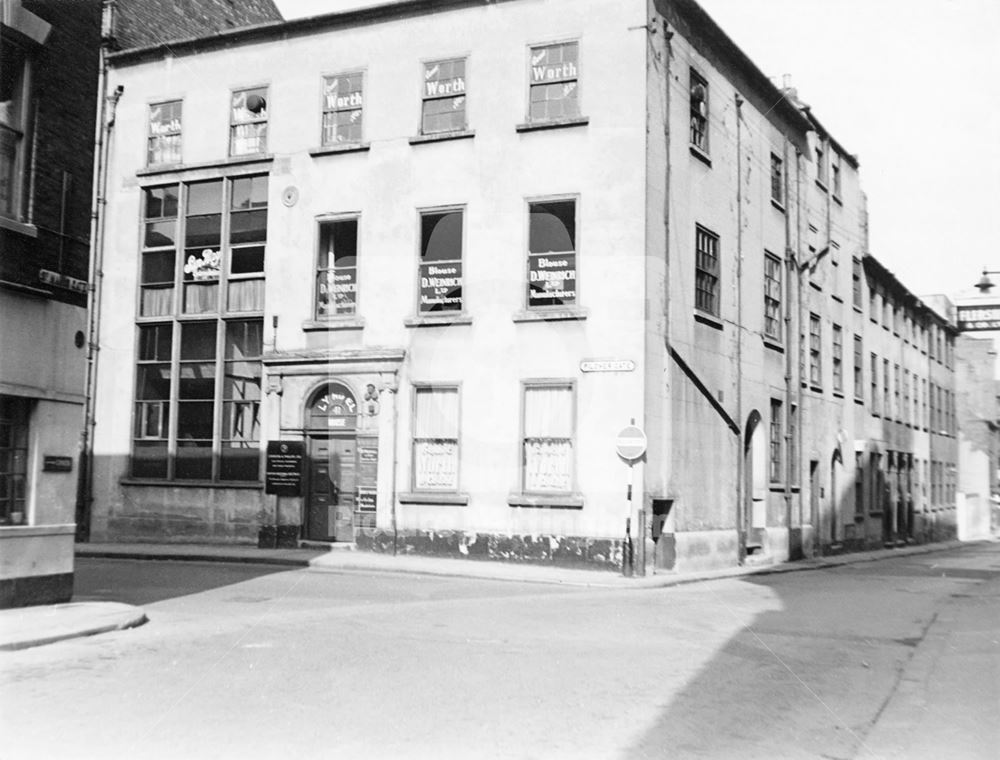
414, 387, 458, 438
523, 385, 572, 438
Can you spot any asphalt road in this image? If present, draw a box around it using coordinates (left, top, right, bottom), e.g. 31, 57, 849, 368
1, 544, 998, 760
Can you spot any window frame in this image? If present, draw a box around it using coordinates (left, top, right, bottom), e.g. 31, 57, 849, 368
809, 313, 822, 388
763, 252, 782, 342
525, 194, 579, 311
0, 36, 31, 221
410, 383, 461, 493
694, 224, 720, 318
769, 398, 783, 484
131, 176, 268, 483
526, 39, 581, 124
832, 324, 843, 393
0, 396, 30, 525
853, 335, 863, 400
314, 213, 361, 319
147, 99, 183, 167
769, 153, 783, 206
420, 57, 468, 135
321, 70, 365, 146
520, 379, 576, 496
229, 85, 269, 158
689, 68, 709, 154
416, 204, 466, 315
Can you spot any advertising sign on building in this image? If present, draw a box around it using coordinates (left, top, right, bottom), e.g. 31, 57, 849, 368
528, 253, 576, 307
265, 441, 304, 496
356, 486, 377, 512
957, 304, 1000, 332
419, 262, 463, 312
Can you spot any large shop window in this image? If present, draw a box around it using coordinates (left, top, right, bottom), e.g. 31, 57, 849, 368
522, 382, 574, 494
527, 199, 577, 309
230, 87, 268, 157
148, 100, 182, 166
412, 386, 460, 491
422, 58, 467, 135
322, 72, 363, 145
132, 176, 267, 482
528, 41, 579, 123
0, 396, 29, 525
0, 39, 28, 219
418, 208, 464, 313
316, 217, 359, 317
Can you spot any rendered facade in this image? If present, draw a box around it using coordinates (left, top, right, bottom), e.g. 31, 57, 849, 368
86, 0, 960, 573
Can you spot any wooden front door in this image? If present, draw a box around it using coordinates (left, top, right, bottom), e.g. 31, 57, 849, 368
306, 436, 356, 542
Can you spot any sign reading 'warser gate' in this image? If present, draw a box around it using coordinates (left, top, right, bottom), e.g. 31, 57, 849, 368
528, 253, 576, 306
419, 262, 463, 311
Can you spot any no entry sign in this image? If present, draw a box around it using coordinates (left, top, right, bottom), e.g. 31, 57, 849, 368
615, 425, 647, 460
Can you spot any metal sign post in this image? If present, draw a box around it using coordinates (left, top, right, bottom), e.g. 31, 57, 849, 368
615, 421, 647, 577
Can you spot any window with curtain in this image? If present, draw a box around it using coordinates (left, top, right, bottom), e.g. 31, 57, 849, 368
412, 386, 459, 491
522, 383, 574, 493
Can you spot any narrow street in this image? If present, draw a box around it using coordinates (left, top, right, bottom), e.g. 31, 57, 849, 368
2, 543, 998, 760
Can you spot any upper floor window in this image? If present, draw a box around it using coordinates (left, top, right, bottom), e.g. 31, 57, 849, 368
852, 258, 863, 309
853, 335, 863, 399
316, 217, 359, 318
0, 39, 28, 219
230, 87, 268, 157
695, 225, 720, 317
689, 70, 708, 153
148, 100, 182, 166
763, 252, 782, 341
527, 198, 577, 309
832, 324, 843, 393
322, 73, 363, 145
832, 153, 842, 197
770, 153, 783, 205
815, 143, 827, 186
422, 58, 466, 134
809, 313, 822, 387
769, 399, 783, 483
418, 207, 463, 313
529, 41, 579, 123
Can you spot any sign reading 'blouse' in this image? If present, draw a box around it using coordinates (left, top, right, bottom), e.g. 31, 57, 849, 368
419, 262, 463, 311
528, 253, 576, 306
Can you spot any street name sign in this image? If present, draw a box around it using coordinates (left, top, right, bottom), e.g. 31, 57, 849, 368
615, 425, 647, 460
581, 359, 636, 373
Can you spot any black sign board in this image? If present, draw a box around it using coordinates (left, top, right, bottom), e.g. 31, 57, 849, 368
528, 252, 576, 307
43, 456, 74, 473
957, 304, 1000, 332
356, 487, 377, 512
419, 261, 463, 312
265, 441, 305, 496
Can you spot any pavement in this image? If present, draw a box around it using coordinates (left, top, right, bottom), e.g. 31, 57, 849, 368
0, 536, 987, 653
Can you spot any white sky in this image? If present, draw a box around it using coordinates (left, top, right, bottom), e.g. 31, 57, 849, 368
274, 0, 1000, 302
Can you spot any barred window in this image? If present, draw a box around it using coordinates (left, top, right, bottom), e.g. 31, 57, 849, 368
322, 73, 363, 145
695, 225, 720, 317
764, 253, 782, 341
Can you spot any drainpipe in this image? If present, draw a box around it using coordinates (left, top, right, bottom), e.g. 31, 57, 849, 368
78, 3, 121, 541
735, 94, 745, 563
783, 137, 794, 547
389, 372, 400, 555
795, 150, 806, 537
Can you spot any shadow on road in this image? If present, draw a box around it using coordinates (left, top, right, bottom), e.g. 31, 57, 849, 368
625, 544, 1000, 760
72, 557, 292, 606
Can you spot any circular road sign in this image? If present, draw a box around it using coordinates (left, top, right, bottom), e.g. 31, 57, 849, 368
615, 425, 647, 461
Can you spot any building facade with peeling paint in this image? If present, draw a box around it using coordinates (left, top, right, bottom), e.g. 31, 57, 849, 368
85, 0, 958, 573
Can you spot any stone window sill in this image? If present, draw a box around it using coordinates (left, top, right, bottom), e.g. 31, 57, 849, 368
770, 198, 785, 213
137, 154, 273, 177
120, 478, 263, 490
302, 317, 365, 332
309, 143, 371, 157
690, 145, 712, 167
512, 308, 588, 323
0, 216, 38, 237
694, 312, 723, 330
515, 117, 589, 133
404, 313, 473, 328
763, 337, 784, 353
508, 493, 584, 509
398, 492, 469, 506
409, 130, 475, 146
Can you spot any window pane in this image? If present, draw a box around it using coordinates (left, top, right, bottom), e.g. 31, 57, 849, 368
414, 387, 458, 438
524, 440, 572, 492
319, 219, 358, 268
223, 366, 261, 400
177, 402, 214, 439
185, 214, 222, 249
187, 180, 222, 216
180, 322, 216, 359
231, 176, 268, 210
220, 444, 260, 481
227, 280, 264, 312
529, 201, 575, 253
132, 441, 168, 479
183, 282, 219, 313
524, 385, 572, 438
223, 401, 260, 440
420, 211, 462, 261
145, 186, 179, 219
136, 365, 171, 400
229, 209, 267, 244
178, 362, 215, 399
144, 221, 176, 248
142, 250, 175, 284
175, 441, 212, 480
225, 320, 262, 359
230, 245, 265, 274
414, 441, 458, 490
138, 324, 172, 361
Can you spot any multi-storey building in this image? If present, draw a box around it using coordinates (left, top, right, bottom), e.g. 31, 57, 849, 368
86, 0, 958, 573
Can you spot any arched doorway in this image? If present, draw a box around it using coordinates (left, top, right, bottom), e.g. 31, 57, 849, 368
304, 382, 358, 542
